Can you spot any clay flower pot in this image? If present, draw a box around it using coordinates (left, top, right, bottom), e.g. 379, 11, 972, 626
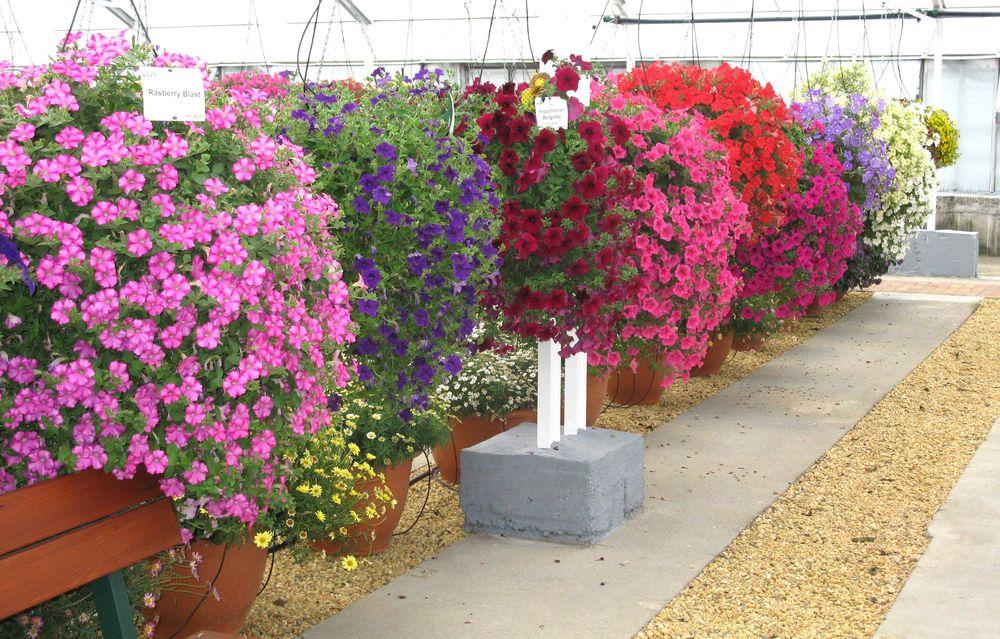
690, 332, 734, 377
150, 540, 267, 639
585, 372, 610, 426
607, 356, 667, 406
312, 458, 412, 558
804, 299, 825, 317
433, 408, 536, 484
732, 333, 766, 352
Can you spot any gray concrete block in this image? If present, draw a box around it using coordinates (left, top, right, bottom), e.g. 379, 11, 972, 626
460, 424, 644, 544
890, 229, 979, 278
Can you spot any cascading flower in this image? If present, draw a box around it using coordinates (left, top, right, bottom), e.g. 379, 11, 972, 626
600, 91, 750, 380
792, 89, 896, 292
797, 64, 936, 289
730, 134, 860, 334
286, 67, 499, 467
468, 56, 642, 365
617, 62, 802, 231
0, 33, 354, 543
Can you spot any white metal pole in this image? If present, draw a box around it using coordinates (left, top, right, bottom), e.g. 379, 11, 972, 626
537, 339, 561, 448
929, 13, 944, 230
563, 350, 588, 436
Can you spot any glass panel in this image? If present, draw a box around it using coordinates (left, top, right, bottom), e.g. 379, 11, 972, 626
924, 59, 998, 193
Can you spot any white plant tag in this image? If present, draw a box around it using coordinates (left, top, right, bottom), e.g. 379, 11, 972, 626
139, 66, 206, 122
534, 96, 568, 130
569, 74, 591, 107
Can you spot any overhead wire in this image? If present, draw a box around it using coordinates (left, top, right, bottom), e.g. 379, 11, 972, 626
129, 0, 152, 44
478, 0, 499, 80
523, 0, 535, 63
588, 0, 612, 49
689, 0, 700, 65
800, 0, 810, 87
741, 0, 756, 69
7, 0, 32, 63
0, 2, 16, 60
295, 0, 324, 86
61, 0, 83, 50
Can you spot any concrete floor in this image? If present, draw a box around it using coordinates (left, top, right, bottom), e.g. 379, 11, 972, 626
304, 294, 978, 639
875, 418, 1000, 639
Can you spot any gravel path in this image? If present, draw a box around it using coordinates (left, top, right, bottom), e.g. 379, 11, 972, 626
245, 293, 871, 639
638, 298, 1000, 639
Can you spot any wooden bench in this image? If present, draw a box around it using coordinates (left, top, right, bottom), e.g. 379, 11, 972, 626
0, 470, 182, 638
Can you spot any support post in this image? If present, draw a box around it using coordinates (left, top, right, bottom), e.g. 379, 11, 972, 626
564, 351, 587, 436
537, 339, 561, 448
929, 11, 944, 230
90, 571, 138, 639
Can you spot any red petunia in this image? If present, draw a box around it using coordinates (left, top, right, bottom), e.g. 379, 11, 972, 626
533, 128, 557, 155
571, 151, 593, 172
573, 172, 605, 200
577, 119, 603, 145
498, 149, 520, 176
554, 66, 580, 92
561, 195, 589, 222
507, 116, 532, 144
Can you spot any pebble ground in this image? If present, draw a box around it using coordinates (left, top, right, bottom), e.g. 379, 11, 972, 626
638, 298, 1000, 639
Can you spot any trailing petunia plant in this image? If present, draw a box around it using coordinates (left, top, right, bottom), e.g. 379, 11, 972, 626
799, 64, 935, 287
791, 90, 894, 293
471, 54, 644, 365
0, 34, 355, 544
598, 89, 750, 379
287, 67, 499, 468
730, 132, 859, 335
617, 62, 802, 231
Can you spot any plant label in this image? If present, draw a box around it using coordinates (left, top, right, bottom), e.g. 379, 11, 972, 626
139, 66, 206, 122
535, 96, 568, 130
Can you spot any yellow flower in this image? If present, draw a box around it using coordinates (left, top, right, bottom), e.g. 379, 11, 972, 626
372, 413, 382, 421
366, 431, 376, 440
341, 555, 359, 571
253, 531, 274, 549
520, 88, 537, 111
315, 510, 326, 523
309, 484, 323, 498
529, 72, 549, 91
347, 443, 360, 455
331, 494, 342, 505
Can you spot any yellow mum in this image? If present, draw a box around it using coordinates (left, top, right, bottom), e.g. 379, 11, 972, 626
529, 72, 549, 91
520, 88, 537, 111
252, 531, 274, 549
341, 555, 359, 571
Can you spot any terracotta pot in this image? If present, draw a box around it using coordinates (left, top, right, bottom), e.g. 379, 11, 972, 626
150, 540, 267, 639
690, 332, 734, 377
584, 372, 610, 426
732, 333, 765, 352
607, 357, 666, 406
432, 408, 536, 484
804, 299, 825, 317
312, 459, 412, 558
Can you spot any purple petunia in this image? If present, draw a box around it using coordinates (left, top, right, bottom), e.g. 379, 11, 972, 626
374, 141, 398, 161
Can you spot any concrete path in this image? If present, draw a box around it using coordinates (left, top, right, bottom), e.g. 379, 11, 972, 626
875, 418, 1000, 639
304, 293, 977, 639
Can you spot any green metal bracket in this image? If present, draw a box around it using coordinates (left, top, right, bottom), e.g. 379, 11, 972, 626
90, 570, 138, 639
